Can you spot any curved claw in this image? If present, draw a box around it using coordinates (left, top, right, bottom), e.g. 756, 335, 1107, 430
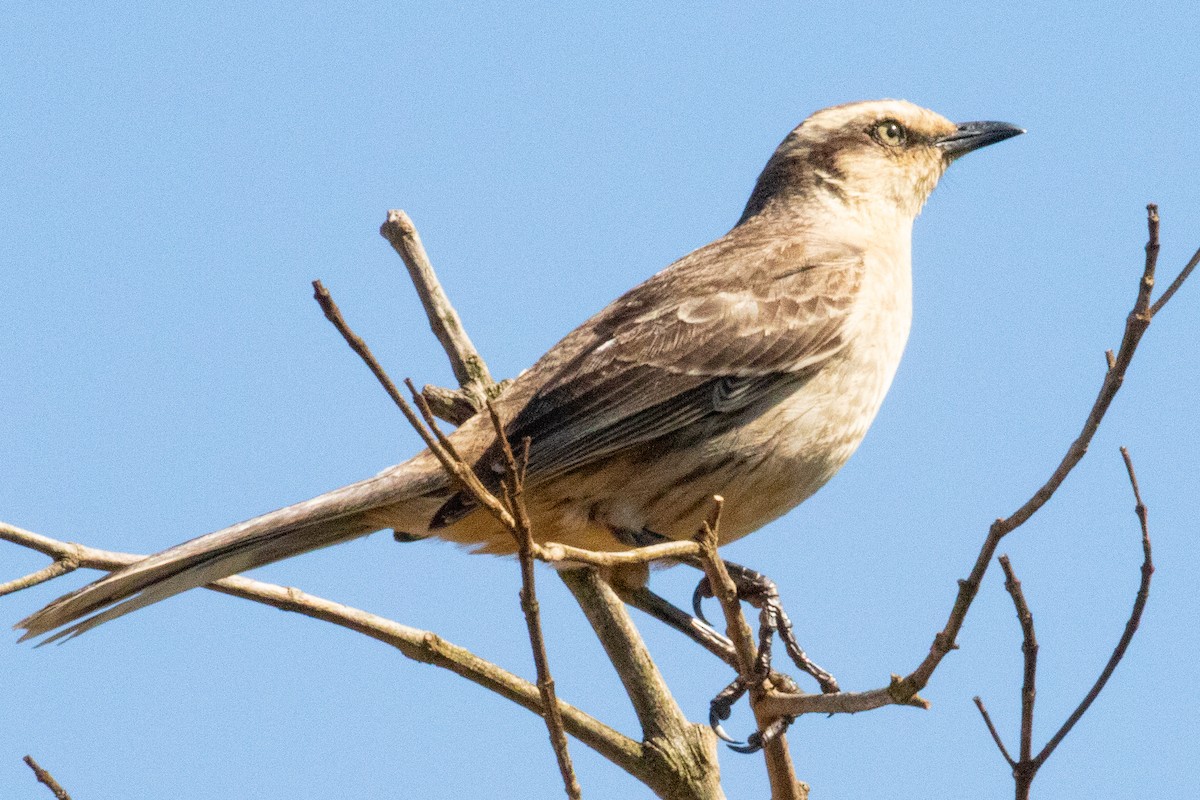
709, 713, 741, 744
692, 578, 712, 624
727, 732, 763, 754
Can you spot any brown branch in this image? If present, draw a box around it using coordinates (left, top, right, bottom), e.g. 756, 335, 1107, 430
618, 585, 740, 669
311, 279, 518, 531
421, 382, 482, 425
316, 279, 725, 797
0, 558, 78, 597
560, 568, 725, 800
0, 521, 643, 776
1031, 446, 1154, 768
695, 499, 758, 677
380, 209, 495, 417
972, 448, 1155, 800
541, 540, 702, 567
488, 404, 581, 800
972, 697, 1016, 769
23, 755, 72, 800
997, 556, 1038, 800
764, 204, 1191, 720
901, 203, 1175, 693
998, 555, 1037, 770
693, 499, 804, 800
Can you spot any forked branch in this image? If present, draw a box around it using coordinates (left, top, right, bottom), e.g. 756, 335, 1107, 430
973, 447, 1155, 800
762, 204, 1191, 720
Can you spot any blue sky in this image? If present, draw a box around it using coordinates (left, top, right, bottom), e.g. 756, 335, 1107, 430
3, 3, 1198, 798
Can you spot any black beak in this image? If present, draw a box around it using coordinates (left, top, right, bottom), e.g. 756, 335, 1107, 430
937, 120, 1025, 160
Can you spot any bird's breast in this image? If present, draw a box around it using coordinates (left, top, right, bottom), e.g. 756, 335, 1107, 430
656, 241, 914, 542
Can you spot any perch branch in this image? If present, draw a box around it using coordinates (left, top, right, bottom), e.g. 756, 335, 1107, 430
560, 568, 725, 800
695, 499, 804, 800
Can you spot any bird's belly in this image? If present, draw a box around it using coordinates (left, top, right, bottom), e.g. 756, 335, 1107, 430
524, 341, 904, 551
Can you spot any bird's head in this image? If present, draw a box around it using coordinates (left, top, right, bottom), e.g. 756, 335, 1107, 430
741, 99, 1023, 224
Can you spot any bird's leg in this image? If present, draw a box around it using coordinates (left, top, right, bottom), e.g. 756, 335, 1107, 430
618, 580, 799, 752
689, 559, 839, 751
693, 559, 839, 694
617, 584, 740, 668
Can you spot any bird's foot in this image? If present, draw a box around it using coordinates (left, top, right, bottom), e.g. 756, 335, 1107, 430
694, 560, 839, 751
708, 669, 800, 753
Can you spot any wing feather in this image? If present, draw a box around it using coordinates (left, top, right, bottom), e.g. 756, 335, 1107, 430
431, 234, 865, 528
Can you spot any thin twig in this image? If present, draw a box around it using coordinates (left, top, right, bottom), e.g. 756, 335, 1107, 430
900, 203, 1175, 693
618, 585, 740, 669
316, 278, 582, 794
0, 558, 78, 597
311, 279, 517, 530
1150, 244, 1200, 316
488, 404, 581, 800
380, 209, 494, 409
998, 555, 1037, 769
422, 383, 481, 425
971, 448, 1156, 799
997, 555, 1038, 800
23, 755, 72, 800
972, 697, 1016, 768
1032, 447, 1154, 768
695, 499, 757, 677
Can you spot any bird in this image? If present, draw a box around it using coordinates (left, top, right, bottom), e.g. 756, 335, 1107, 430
18, 100, 1022, 643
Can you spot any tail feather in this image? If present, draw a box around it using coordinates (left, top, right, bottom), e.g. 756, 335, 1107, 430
17, 463, 437, 644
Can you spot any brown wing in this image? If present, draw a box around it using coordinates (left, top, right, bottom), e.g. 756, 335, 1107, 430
431, 234, 864, 527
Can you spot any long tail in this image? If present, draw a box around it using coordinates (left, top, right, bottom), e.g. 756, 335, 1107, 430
16, 461, 437, 644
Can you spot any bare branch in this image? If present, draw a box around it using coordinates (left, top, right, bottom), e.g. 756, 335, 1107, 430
560, 568, 726, 800
23, 755, 72, 800
1151, 243, 1200, 317
997, 555, 1038, 768
971, 448, 1156, 800
1031, 447, 1154, 769
695, 498, 758, 678
380, 209, 495, 412
618, 585, 739, 669
972, 697, 1016, 769
0, 521, 643, 775
560, 568, 691, 743
311, 279, 517, 530
691, 499, 804, 800
541, 540, 701, 568
422, 382, 481, 425
0, 558, 78, 597
488, 404, 581, 800
901, 204, 1182, 693
316, 276, 721, 797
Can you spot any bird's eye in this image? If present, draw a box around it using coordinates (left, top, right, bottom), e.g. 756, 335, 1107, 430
874, 120, 907, 147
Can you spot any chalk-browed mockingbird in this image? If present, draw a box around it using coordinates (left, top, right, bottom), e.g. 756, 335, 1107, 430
19, 100, 1022, 645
